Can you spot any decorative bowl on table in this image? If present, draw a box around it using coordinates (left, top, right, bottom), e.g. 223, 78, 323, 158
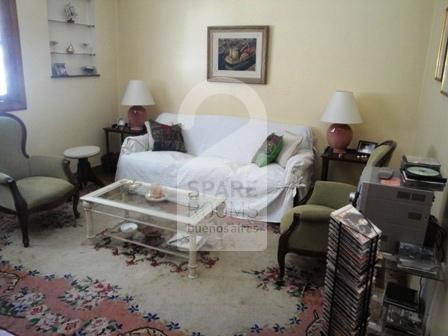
125, 181, 140, 194
145, 183, 167, 202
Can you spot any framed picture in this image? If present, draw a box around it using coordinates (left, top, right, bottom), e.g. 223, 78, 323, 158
357, 140, 378, 155
435, 8, 448, 81
52, 63, 68, 77
207, 26, 268, 84
442, 57, 448, 96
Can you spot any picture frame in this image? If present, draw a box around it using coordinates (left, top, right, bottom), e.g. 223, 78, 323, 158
442, 53, 448, 96
357, 140, 378, 155
435, 8, 448, 81
52, 63, 68, 77
207, 26, 268, 84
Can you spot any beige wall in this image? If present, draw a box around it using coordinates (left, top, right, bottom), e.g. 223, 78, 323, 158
14, 0, 118, 167
414, 0, 448, 335
117, 0, 435, 182
9, 0, 448, 332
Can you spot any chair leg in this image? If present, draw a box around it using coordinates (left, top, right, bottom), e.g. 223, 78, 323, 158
277, 234, 289, 281
18, 212, 30, 248
73, 189, 80, 219
277, 213, 301, 282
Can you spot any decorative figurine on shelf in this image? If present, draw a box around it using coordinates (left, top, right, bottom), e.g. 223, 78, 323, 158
66, 43, 75, 54
49, 40, 58, 52
81, 66, 97, 75
64, 2, 78, 23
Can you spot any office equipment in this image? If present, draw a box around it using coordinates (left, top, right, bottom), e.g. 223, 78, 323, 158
354, 167, 434, 253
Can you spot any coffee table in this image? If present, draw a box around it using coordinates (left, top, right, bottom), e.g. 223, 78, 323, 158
80, 179, 226, 279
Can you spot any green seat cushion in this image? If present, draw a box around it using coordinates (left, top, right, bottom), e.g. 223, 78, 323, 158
0, 176, 74, 211
280, 204, 334, 253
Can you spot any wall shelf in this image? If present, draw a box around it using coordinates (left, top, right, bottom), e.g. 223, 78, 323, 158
48, 19, 95, 28
51, 74, 100, 79
47, 0, 99, 78
51, 52, 96, 56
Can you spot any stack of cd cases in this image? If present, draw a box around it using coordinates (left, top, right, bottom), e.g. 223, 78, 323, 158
322, 204, 382, 336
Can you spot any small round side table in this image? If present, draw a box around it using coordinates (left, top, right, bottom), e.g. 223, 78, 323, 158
64, 146, 104, 189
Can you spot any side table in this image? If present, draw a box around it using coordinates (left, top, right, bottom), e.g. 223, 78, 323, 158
321, 147, 369, 180
64, 146, 105, 189
103, 126, 147, 173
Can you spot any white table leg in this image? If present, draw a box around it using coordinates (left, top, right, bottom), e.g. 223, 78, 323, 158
83, 201, 95, 244
188, 226, 198, 279
215, 202, 225, 249
121, 191, 130, 218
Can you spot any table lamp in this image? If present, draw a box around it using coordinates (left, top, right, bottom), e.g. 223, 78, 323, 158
121, 80, 155, 130
321, 91, 363, 153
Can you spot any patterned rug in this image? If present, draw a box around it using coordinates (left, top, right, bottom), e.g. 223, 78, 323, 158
0, 204, 325, 336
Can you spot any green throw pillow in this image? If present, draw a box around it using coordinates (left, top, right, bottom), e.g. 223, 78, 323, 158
252, 133, 283, 167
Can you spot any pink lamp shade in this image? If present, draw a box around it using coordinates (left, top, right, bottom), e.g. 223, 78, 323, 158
321, 91, 362, 153
121, 80, 155, 130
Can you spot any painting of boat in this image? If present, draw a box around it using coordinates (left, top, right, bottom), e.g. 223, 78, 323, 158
218, 38, 257, 71
208, 26, 268, 84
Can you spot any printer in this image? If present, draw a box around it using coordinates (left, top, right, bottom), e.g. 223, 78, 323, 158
353, 167, 434, 253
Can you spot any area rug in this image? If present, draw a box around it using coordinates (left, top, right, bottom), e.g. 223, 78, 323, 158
0, 205, 324, 336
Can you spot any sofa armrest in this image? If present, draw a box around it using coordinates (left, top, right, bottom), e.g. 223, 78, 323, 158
0, 172, 14, 185
121, 134, 150, 155
283, 150, 315, 200
0, 171, 27, 211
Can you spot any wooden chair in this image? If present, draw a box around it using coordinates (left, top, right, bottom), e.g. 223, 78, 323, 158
0, 113, 79, 247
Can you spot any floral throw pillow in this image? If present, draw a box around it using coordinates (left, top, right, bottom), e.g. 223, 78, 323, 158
149, 121, 187, 153
252, 133, 283, 167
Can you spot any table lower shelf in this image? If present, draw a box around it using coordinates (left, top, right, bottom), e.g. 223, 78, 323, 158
100, 221, 207, 260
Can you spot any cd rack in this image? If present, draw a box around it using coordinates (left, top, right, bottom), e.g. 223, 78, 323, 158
322, 205, 381, 336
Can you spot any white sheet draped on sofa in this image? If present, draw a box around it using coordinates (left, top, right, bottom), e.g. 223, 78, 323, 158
116, 113, 315, 223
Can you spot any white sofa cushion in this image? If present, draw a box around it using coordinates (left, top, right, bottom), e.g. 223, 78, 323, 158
156, 113, 314, 164
117, 151, 194, 187
176, 156, 284, 198
275, 131, 303, 168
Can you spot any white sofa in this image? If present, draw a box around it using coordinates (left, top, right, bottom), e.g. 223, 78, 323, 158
116, 113, 315, 222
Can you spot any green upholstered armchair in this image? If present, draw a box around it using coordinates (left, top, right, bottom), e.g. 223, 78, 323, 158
278, 181, 357, 279
0, 113, 79, 247
278, 140, 396, 280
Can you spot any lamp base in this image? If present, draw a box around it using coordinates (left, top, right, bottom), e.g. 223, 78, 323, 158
128, 106, 147, 130
327, 123, 353, 153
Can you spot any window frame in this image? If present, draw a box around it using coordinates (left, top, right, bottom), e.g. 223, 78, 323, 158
0, 0, 26, 112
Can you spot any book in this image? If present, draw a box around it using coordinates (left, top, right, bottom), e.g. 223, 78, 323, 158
167, 232, 206, 251
397, 242, 440, 275
385, 305, 423, 336
384, 282, 419, 312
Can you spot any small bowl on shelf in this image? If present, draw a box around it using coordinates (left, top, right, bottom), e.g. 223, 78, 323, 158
120, 222, 138, 239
